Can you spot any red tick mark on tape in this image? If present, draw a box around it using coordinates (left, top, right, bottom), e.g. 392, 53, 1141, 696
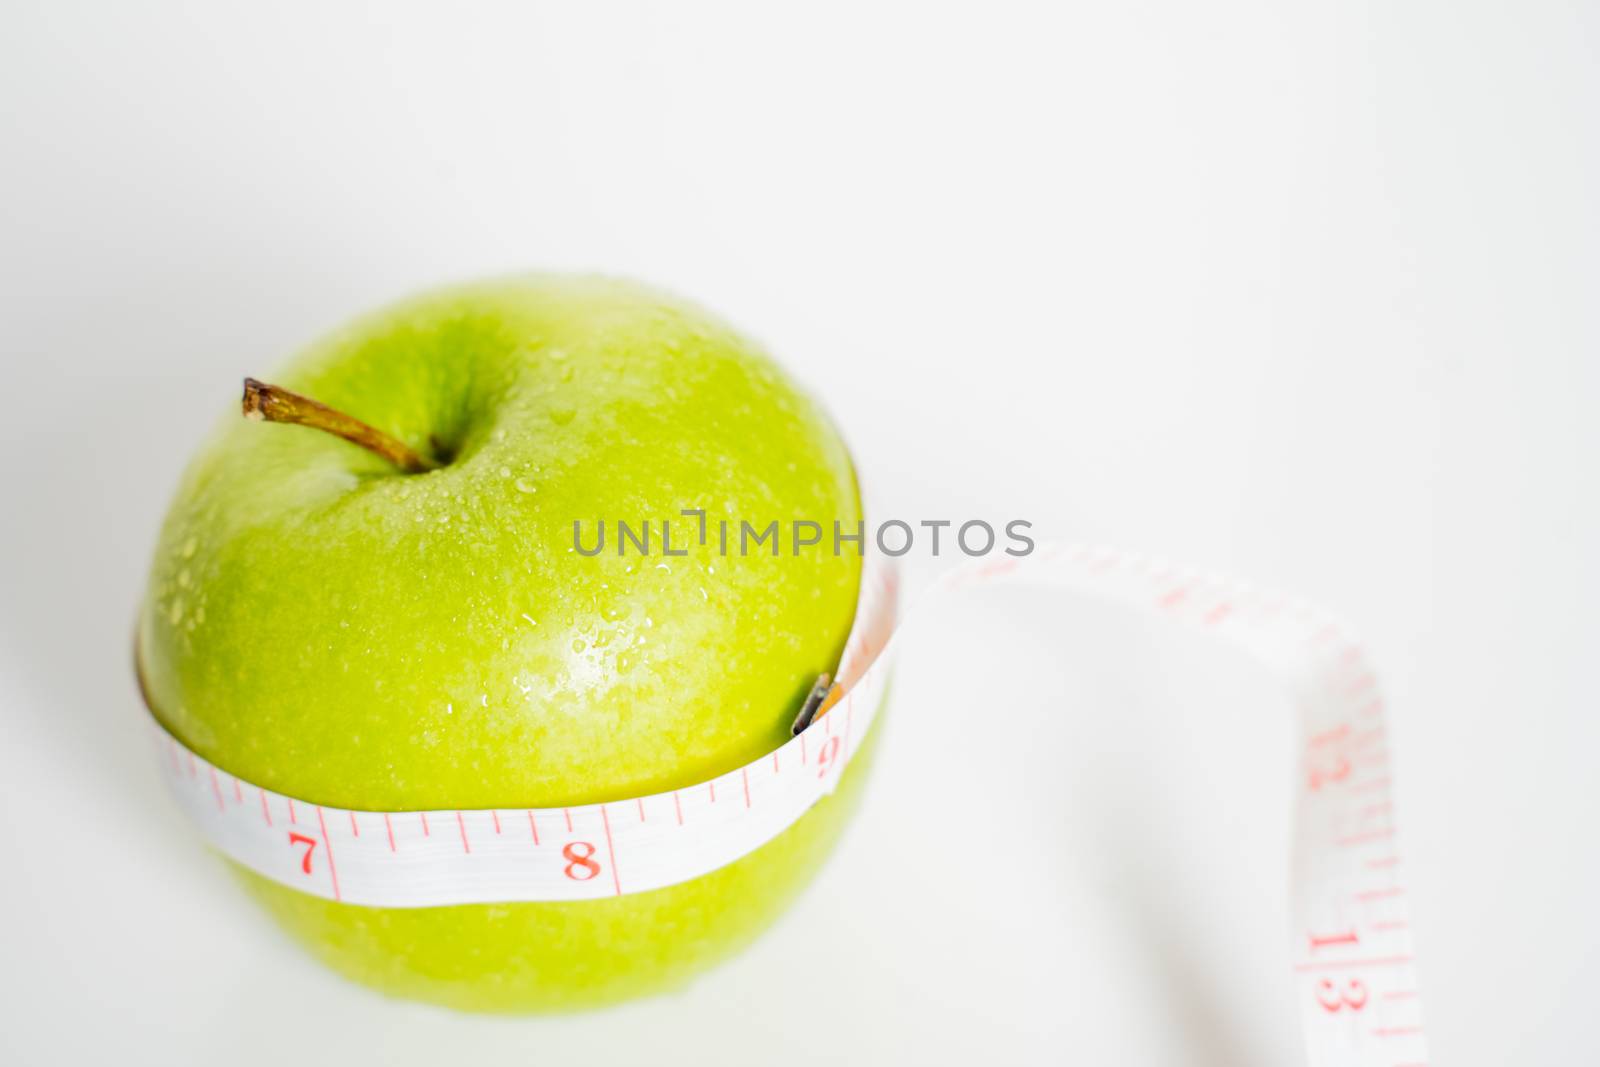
491, 810, 501, 834
259, 787, 272, 826
287, 798, 297, 825
979, 558, 1019, 579
1308, 929, 1360, 951
419, 812, 430, 836
637, 797, 646, 822
1357, 887, 1406, 901
564, 808, 573, 833
1309, 724, 1351, 748
674, 792, 683, 825
384, 813, 396, 851
600, 804, 621, 896
845, 696, 855, 758
314, 807, 341, 902
348, 811, 360, 837
456, 811, 471, 854
742, 768, 751, 808
232, 776, 243, 804
208, 766, 224, 811
527, 810, 540, 845
1293, 955, 1413, 972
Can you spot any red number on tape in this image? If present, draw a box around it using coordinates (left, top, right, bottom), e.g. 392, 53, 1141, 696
562, 841, 602, 881
815, 736, 842, 778
288, 832, 318, 875
1315, 978, 1369, 1013
1307, 754, 1351, 791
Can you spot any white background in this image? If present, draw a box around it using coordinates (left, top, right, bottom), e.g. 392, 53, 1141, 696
2, 2, 1595, 1063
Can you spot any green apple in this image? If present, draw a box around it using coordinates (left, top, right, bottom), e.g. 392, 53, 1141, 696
137, 275, 870, 1011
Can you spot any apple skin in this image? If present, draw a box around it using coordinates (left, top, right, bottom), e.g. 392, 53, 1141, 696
138, 275, 866, 1010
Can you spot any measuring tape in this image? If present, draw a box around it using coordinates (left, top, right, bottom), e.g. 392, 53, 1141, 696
146, 539, 1426, 1065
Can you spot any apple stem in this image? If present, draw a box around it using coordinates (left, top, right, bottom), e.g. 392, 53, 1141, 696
241, 378, 438, 473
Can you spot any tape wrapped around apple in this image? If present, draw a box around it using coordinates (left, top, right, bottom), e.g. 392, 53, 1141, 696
136, 276, 876, 1011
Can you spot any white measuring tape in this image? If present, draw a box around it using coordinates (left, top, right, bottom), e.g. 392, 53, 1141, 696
147, 540, 1426, 1065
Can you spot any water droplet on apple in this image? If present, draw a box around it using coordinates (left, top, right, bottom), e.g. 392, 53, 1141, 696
499, 466, 512, 478
571, 638, 586, 653
180, 536, 198, 559
515, 479, 537, 494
